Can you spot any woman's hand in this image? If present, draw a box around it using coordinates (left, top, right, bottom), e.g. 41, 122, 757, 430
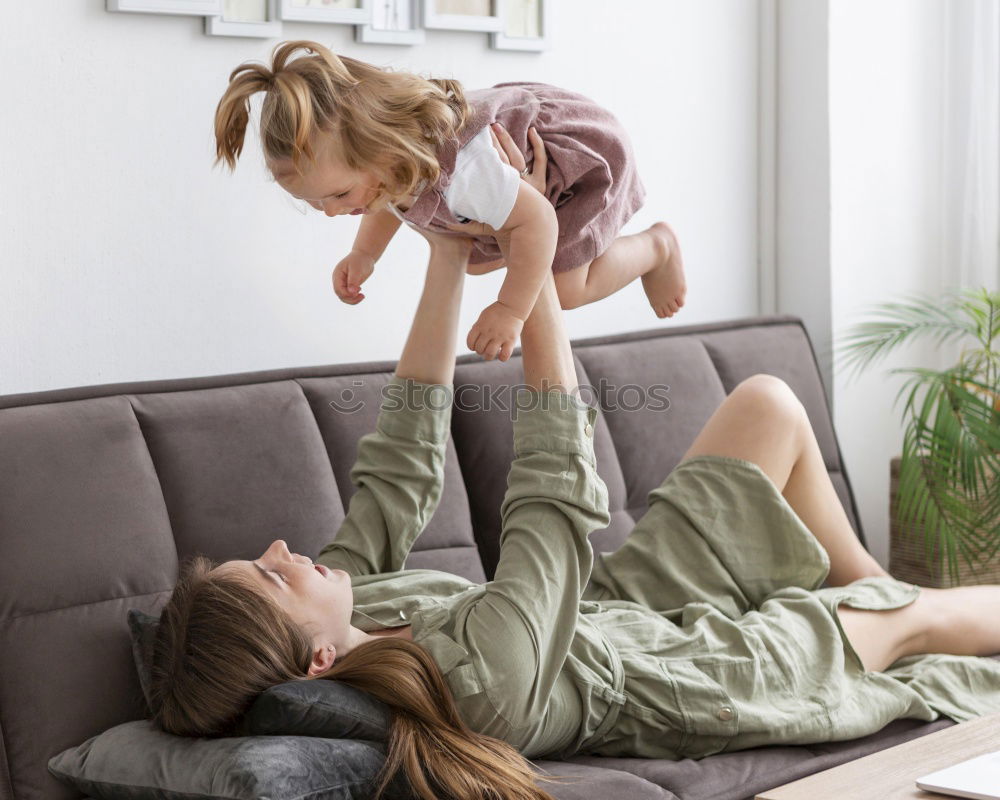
447, 123, 550, 274
488, 123, 547, 196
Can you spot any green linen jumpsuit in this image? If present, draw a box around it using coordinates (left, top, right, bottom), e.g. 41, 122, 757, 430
316, 376, 1000, 761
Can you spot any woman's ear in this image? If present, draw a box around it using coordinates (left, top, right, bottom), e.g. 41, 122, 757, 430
307, 644, 336, 676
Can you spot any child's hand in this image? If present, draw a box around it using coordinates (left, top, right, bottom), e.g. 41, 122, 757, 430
332, 250, 376, 304
467, 301, 524, 361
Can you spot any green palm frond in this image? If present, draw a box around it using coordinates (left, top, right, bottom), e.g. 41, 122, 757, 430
835, 291, 990, 380
838, 287, 1000, 584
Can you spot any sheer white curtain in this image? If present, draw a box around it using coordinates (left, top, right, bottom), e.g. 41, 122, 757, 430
942, 0, 1000, 292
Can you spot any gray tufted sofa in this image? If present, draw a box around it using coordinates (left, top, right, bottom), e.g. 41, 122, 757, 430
0, 315, 974, 800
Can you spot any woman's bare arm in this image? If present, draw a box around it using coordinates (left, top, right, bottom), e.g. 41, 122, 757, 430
518, 273, 578, 395
394, 236, 472, 385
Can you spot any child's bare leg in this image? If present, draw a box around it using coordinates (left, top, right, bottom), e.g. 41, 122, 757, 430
682, 374, 888, 586
838, 585, 1000, 671
553, 222, 686, 316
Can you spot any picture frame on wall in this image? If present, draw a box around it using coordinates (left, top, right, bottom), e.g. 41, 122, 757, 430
355, 0, 426, 45
279, 0, 372, 24
107, 0, 222, 15
280, 0, 372, 25
423, 0, 504, 33
490, 0, 549, 51
206, 0, 283, 36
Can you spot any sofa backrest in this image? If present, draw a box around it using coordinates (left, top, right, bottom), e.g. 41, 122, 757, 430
0, 315, 862, 800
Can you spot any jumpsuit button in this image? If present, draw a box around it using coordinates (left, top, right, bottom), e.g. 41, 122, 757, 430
583, 423, 594, 437
717, 706, 734, 721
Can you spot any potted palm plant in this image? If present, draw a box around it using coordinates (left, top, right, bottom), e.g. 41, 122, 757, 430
838, 287, 999, 587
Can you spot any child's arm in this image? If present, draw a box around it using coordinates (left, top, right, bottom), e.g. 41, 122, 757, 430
466, 181, 558, 360
353, 206, 404, 261
333, 207, 404, 304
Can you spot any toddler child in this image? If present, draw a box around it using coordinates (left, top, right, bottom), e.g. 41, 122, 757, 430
214, 40, 686, 361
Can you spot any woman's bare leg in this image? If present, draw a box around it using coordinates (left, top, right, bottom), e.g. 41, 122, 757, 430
554, 222, 686, 317
681, 375, 1000, 670
838, 585, 1000, 671
681, 374, 888, 586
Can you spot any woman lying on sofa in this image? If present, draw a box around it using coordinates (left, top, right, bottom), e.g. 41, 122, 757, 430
148, 131, 1000, 800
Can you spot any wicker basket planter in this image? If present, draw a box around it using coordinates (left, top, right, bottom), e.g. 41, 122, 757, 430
889, 456, 1000, 587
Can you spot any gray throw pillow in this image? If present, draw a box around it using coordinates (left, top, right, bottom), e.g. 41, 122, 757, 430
47, 610, 406, 799
127, 608, 391, 740
47, 718, 413, 800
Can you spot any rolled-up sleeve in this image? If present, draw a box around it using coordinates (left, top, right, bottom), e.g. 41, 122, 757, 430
316, 376, 452, 577
460, 389, 611, 731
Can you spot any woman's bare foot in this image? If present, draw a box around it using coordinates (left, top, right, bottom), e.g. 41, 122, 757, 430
641, 222, 687, 319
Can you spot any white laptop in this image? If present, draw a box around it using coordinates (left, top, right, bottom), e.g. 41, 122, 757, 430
916, 750, 1000, 800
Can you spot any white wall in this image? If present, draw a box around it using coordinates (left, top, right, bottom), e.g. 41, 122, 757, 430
0, 1, 760, 396
829, 0, 951, 566
774, 0, 832, 390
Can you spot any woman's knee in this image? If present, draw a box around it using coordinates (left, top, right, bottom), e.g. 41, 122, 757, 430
728, 374, 808, 431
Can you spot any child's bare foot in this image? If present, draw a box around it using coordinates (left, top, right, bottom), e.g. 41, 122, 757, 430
641, 222, 686, 319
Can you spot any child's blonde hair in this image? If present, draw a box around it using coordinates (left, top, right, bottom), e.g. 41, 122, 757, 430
214, 40, 473, 203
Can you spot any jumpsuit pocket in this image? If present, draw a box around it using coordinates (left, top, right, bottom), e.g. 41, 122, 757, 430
661, 658, 745, 759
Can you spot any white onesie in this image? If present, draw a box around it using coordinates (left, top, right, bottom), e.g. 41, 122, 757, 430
387, 126, 521, 229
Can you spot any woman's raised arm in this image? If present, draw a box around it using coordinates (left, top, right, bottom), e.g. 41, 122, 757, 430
518, 272, 577, 394
451, 267, 611, 756
316, 237, 472, 577
395, 235, 473, 385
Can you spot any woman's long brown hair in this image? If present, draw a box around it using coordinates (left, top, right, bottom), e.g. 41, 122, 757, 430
213, 39, 473, 209
149, 555, 571, 799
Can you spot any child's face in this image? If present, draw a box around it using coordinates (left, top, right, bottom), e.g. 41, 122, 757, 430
268, 140, 383, 217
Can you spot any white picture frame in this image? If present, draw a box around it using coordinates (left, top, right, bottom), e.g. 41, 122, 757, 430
490, 0, 549, 51
107, 0, 222, 14
423, 0, 504, 33
206, 0, 283, 36
279, 0, 372, 25
355, 0, 426, 45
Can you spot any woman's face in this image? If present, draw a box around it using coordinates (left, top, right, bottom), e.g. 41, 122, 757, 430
267, 137, 384, 217
214, 539, 354, 661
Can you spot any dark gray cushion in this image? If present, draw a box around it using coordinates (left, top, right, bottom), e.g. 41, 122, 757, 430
46, 719, 410, 800
127, 609, 391, 741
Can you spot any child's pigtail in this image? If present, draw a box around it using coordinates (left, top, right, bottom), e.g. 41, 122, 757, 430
214, 63, 274, 171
